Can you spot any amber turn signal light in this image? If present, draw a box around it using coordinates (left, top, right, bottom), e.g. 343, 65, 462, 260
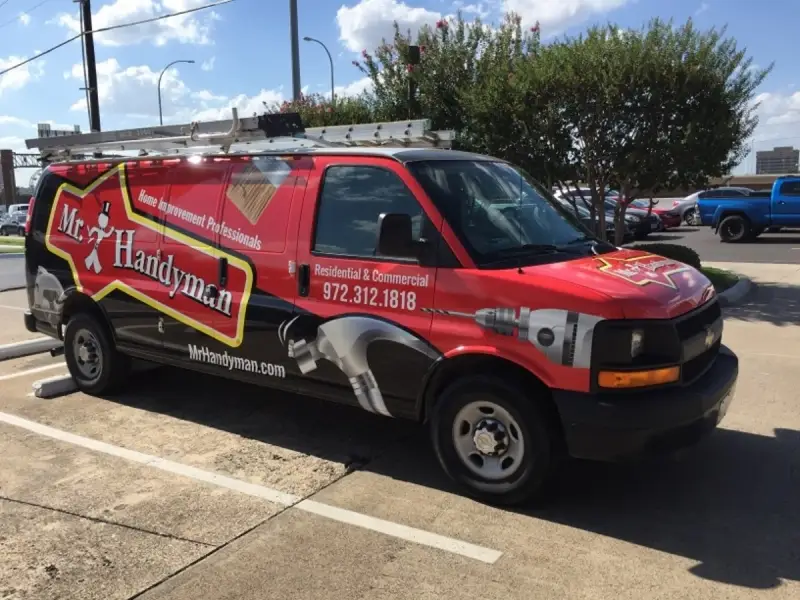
598, 366, 680, 389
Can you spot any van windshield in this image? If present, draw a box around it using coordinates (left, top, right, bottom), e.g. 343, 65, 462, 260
407, 159, 609, 266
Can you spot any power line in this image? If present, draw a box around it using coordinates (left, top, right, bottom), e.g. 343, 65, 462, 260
0, 0, 58, 30
0, 0, 236, 76
0, 0, 11, 11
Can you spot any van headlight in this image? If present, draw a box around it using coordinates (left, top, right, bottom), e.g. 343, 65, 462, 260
631, 329, 644, 358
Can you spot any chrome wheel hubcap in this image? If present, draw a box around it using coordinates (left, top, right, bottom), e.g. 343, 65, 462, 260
453, 401, 525, 480
72, 328, 102, 382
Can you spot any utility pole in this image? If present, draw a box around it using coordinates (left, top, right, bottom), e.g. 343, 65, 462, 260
289, 0, 301, 101
77, 0, 101, 132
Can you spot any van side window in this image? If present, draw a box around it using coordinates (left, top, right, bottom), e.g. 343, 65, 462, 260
313, 165, 424, 258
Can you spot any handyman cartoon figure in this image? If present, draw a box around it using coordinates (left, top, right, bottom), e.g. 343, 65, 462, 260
85, 201, 115, 274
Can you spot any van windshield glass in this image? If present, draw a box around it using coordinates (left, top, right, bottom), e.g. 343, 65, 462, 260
407, 159, 601, 265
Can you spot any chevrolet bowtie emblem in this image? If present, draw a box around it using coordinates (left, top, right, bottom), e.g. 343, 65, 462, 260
704, 327, 715, 348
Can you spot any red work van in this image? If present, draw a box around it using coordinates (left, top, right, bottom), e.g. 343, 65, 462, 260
22, 121, 738, 505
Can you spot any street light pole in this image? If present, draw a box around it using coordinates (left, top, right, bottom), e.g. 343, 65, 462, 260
303, 36, 335, 108
158, 59, 195, 125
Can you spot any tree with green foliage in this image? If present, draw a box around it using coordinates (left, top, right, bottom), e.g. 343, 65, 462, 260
546, 18, 771, 244
271, 91, 376, 127
354, 12, 491, 130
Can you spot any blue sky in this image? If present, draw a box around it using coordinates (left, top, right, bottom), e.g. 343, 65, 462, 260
1, 0, 798, 185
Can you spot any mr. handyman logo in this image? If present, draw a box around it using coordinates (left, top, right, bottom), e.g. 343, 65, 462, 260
594, 253, 692, 289
45, 163, 254, 347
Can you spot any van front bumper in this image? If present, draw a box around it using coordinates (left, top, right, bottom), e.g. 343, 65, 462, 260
552, 345, 738, 461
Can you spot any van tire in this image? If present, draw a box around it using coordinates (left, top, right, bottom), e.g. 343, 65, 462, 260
429, 375, 561, 506
718, 215, 750, 243
63, 313, 130, 395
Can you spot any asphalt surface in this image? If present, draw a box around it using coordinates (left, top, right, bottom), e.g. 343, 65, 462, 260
0, 255, 24, 292
630, 225, 800, 264
0, 265, 799, 600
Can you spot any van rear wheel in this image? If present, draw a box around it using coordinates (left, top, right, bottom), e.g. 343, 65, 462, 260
64, 313, 130, 395
429, 375, 561, 506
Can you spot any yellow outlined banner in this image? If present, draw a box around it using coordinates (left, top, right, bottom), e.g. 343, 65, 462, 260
45, 163, 253, 348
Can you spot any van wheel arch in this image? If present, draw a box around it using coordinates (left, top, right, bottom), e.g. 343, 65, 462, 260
420, 354, 563, 435
59, 292, 114, 341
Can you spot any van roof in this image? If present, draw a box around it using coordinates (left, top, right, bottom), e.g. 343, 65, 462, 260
43, 146, 498, 168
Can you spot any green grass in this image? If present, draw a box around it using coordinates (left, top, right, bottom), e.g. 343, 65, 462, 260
0, 235, 24, 246
0, 246, 23, 253
701, 266, 739, 292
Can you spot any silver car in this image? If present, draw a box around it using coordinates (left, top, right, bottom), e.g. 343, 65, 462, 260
672, 187, 755, 225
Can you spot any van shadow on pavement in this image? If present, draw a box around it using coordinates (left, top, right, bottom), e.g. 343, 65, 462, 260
105, 369, 798, 591
724, 281, 800, 326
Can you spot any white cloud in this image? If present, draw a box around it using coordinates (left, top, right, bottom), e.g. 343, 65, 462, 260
332, 76, 374, 99
201, 56, 215, 71
191, 89, 286, 121
0, 116, 32, 128
336, 0, 443, 52
65, 58, 192, 119
695, 2, 710, 15
452, 2, 492, 19
0, 55, 45, 96
502, 0, 631, 34
729, 91, 800, 173
19, 13, 31, 26
55, 0, 220, 47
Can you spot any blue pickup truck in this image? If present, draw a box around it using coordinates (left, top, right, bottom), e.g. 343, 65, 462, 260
697, 176, 800, 242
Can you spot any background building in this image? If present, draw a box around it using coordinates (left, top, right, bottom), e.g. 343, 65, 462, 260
756, 146, 800, 174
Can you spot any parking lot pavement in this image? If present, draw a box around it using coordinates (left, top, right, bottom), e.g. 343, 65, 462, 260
0, 277, 799, 599
0, 255, 25, 292
0, 289, 46, 345
630, 226, 800, 264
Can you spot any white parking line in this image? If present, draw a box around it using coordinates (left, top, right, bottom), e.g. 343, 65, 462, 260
0, 363, 66, 381
0, 304, 26, 312
0, 411, 503, 564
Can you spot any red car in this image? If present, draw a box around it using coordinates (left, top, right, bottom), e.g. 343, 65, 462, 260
628, 199, 682, 229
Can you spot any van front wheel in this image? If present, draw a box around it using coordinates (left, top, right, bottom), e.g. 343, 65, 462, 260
64, 313, 130, 395
430, 375, 561, 506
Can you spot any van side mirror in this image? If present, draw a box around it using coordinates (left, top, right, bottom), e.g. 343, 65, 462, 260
376, 213, 418, 259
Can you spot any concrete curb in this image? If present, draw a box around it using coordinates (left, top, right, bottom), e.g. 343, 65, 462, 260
717, 276, 754, 307
32, 374, 76, 399
0, 337, 63, 361
0, 252, 23, 259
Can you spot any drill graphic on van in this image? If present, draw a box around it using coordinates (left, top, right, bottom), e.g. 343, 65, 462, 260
43, 164, 254, 348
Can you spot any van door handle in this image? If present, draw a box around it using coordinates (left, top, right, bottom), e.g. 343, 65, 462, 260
218, 257, 228, 287
297, 263, 310, 297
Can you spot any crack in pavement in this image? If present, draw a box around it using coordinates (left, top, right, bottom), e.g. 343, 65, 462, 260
0, 495, 217, 549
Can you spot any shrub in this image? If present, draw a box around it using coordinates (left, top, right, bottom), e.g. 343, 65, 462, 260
628, 243, 702, 269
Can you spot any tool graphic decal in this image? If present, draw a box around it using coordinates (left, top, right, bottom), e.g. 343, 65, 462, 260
280, 314, 441, 417
45, 163, 254, 347
423, 307, 604, 369
594, 253, 692, 289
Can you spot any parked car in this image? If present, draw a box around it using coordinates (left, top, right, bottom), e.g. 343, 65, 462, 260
628, 199, 682, 229
554, 196, 634, 243
601, 198, 660, 239
553, 189, 653, 239
0, 212, 26, 236
673, 187, 755, 226
697, 176, 800, 242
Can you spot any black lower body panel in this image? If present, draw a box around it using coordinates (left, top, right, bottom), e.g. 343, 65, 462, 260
553, 345, 738, 461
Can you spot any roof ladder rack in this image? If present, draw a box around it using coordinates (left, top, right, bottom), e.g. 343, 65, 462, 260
24, 109, 455, 161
